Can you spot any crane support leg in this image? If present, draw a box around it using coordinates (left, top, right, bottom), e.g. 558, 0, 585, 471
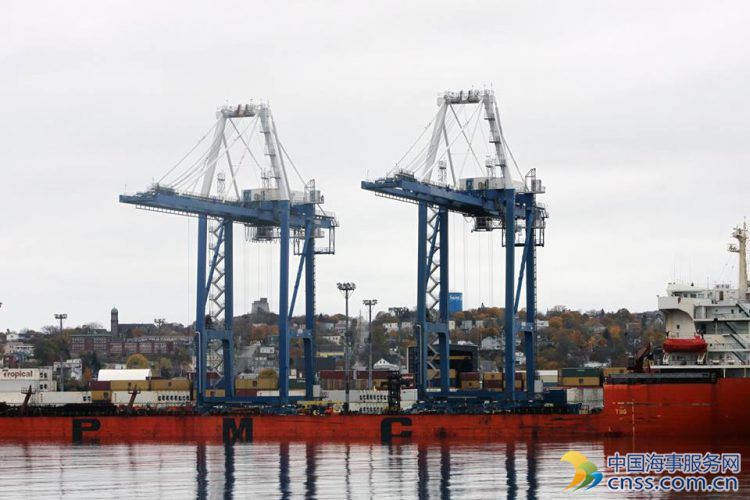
195, 214, 208, 406
222, 218, 234, 396
416, 202, 429, 399
524, 200, 537, 401
278, 201, 291, 402
503, 190, 516, 401
304, 217, 316, 399
438, 207, 450, 394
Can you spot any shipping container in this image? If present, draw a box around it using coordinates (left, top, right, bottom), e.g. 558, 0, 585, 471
565, 387, 604, 409
235, 378, 257, 389
91, 390, 111, 401
110, 380, 150, 392
0, 391, 34, 405
0, 379, 56, 393
603, 367, 627, 377
460, 381, 481, 390
154, 391, 191, 405
0, 368, 53, 381
561, 376, 601, 387
235, 389, 258, 397
150, 378, 190, 391
36, 391, 92, 405
561, 368, 601, 378
89, 380, 111, 391
538, 370, 559, 385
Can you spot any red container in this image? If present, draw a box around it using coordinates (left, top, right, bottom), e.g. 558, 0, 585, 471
89, 381, 111, 391
461, 372, 481, 381
319, 370, 345, 380
235, 389, 258, 397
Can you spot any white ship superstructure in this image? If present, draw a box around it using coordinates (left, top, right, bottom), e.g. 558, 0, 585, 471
657, 223, 750, 371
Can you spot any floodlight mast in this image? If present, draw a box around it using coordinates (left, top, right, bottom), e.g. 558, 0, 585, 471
363, 299, 378, 389
337, 282, 356, 411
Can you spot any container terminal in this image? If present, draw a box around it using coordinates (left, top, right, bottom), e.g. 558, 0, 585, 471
1, 90, 749, 444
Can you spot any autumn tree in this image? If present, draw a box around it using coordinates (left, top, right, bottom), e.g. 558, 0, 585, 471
126, 353, 150, 369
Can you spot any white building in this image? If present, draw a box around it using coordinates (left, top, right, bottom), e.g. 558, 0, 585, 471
53, 359, 83, 381
97, 368, 151, 381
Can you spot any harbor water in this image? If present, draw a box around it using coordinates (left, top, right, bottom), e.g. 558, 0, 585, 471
0, 438, 748, 499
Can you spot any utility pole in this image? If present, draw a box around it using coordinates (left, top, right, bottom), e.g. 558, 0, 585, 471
389, 307, 409, 370
337, 282, 356, 412
54, 313, 67, 391
363, 299, 378, 390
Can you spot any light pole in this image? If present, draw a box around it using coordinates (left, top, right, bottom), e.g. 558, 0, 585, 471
389, 306, 409, 370
363, 299, 378, 390
337, 282, 356, 412
54, 313, 67, 391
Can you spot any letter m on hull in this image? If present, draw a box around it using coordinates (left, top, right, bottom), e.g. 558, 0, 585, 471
223, 417, 253, 444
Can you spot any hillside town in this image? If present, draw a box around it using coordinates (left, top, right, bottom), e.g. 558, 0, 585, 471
0, 297, 665, 391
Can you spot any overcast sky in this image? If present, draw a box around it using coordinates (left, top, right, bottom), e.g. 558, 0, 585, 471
1, 1, 749, 331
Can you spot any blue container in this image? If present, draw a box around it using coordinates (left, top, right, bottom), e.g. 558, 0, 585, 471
448, 292, 463, 316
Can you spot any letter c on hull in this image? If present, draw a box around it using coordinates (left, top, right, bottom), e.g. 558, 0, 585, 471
381, 417, 412, 443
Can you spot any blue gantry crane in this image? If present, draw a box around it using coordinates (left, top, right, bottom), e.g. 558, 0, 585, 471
121, 103, 337, 407
362, 89, 547, 403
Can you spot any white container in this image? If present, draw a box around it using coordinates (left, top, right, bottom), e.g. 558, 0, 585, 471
112, 390, 191, 406
0, 368, 52, 381
0, 379, 56, 393
0, 391, 35, 405
36, 391, 92, 405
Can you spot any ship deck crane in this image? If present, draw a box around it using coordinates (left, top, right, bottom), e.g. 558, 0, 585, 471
121, 103, 337, 407
362, 89, 547, 403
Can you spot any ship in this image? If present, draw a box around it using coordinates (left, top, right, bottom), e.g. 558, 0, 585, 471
1, 223, 750, 444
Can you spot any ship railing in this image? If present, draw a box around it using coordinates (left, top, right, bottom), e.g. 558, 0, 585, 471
709, 342, 750, 352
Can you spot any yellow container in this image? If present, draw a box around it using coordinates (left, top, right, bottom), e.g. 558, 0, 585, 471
460, 381, 481, 390
603, 367, 627, 377
151, 378, 191, 391
561, 376, 600, 387
235, 378, 257, 390
482, 372, 503, 381
427, 369, 457, 380
110, 380, 151, 392
257, 378, 278, 390
91, 390, 110, 401
205, 389, 226, 398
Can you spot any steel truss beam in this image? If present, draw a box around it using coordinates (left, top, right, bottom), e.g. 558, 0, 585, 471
363, 180, 545, 403
121, 190, 334, 407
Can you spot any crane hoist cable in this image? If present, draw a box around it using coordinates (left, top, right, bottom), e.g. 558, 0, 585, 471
158, 118, 220, 185
447, 103, 484, 176
171, 117, 256, 193
456, 104, 484, 179
389, 112, 437, 176
227, 117, 262, 187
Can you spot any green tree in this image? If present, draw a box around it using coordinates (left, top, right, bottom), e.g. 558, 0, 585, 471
157, 357, 173, 377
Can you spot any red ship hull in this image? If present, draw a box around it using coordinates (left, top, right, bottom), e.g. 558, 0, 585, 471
1, 378, 748, 444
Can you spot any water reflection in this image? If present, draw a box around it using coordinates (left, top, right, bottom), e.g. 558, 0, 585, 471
196, 443, 207, 500
2, 438, 749, 499
279, 441, 290, 499
224, 443, 234, 500
305, 442, 317, 499
439, 442, 450, 500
